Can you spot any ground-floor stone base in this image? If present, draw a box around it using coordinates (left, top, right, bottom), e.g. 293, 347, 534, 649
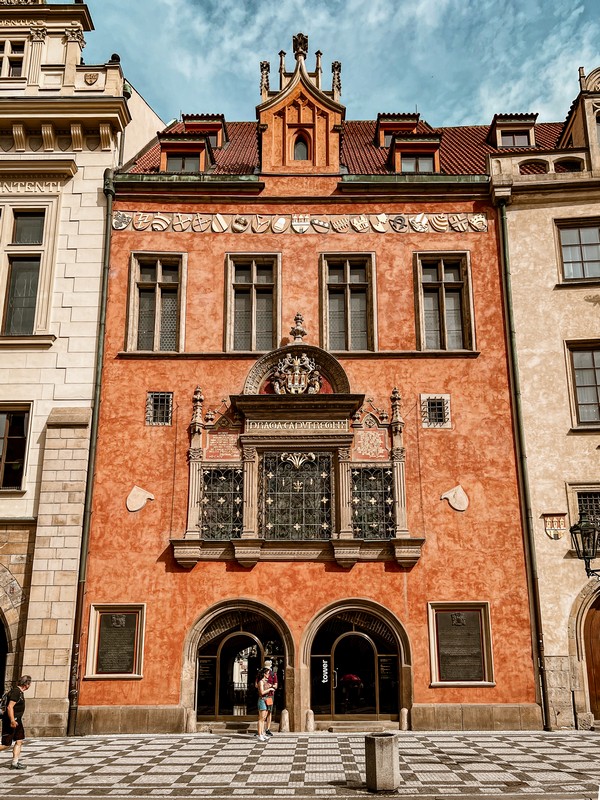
411, 703, 543, 730
75, 705, 186, 736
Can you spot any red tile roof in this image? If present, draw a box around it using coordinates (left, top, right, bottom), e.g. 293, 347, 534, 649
126, 117, 565, 177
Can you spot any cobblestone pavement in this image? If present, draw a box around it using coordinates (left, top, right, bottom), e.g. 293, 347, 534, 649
2, 731, 600, 800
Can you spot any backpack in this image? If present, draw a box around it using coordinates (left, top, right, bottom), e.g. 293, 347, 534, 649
0, 689, 9, 717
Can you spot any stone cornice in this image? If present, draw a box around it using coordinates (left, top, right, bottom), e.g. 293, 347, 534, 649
0, 97, 131, 132
0, 159, 77, 178
0, 4, 93, 30
337, 174, 490, 199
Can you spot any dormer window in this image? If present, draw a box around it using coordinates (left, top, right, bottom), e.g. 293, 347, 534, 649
294, 134, 309, 160
500, 130, 530, 147
181, 115, 228, 149
166, 154, 200, 173
0, 39, 25, 78
401, 154, 434, 173
384, 132, 397, 147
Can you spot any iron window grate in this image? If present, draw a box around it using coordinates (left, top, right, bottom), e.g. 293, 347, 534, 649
421, 395, 450, 427
200, 466, 244, 540
577, 491, 600, 526
350, 464, 395, 539
146, 392, 173, 426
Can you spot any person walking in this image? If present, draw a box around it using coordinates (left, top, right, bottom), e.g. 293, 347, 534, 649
255, 667, 270, 742
1, 675, 32, 770
263, 660, 278, 738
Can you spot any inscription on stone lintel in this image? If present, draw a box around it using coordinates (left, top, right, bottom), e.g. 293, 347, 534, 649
246, 419, 348, 432
0, 180, 61, 194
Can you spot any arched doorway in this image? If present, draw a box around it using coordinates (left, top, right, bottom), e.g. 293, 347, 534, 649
310, 608, 402, 720
196, 608, 286, 722
0, 618, 7, 689
584, 593, 600, 720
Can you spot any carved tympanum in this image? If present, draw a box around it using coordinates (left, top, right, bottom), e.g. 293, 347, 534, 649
270, 351, 323, 395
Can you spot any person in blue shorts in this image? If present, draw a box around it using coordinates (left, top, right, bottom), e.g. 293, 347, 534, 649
255, 668, 270, 742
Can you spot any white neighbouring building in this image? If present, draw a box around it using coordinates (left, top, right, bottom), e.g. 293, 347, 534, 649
491, 66, 600, 730
0, 0, 163, 735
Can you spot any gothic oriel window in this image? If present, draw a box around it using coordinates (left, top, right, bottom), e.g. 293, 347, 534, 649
259, 452, 332, 540
200, 466, 244, 539
322, 255, 375, 351
416, 254, 474, 351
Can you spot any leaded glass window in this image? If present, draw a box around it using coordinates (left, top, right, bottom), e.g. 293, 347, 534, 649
230, 256, 276, 351
260, 452, 332, 540
134, 256, 181, 351
200, 466, 244, 539
325, 256, 373, 351
578, 491, 600, 526
350, 465, 395, 539
419, 256, 472, 351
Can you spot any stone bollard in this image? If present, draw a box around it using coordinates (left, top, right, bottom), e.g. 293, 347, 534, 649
365, 732, 400, 793
305, 708, 315, 732
279, 709, 290, 732
400, 707, 409, 731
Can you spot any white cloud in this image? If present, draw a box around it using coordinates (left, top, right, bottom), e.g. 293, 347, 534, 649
84, 0, 600, 127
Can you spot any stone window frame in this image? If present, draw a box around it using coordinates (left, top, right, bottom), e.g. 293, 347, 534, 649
414, 250, 476, 352
555, 218, 600, 285
145, 391, 173, 426
0, 37, 28, 81
427, 601, 495, 687
224, 252, 282, 353
564, 340, 600, 430
0, 197, 59, 339
126, 251, 188, 353
0, 402, 32, 494
84, 603, 146, 680
420, 393, 451, 428
319, 252, 378, 352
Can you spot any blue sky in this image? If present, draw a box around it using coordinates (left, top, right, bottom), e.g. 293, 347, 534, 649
81, 0, 599, 128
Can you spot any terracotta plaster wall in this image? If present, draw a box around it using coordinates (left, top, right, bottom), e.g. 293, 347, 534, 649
506, 200, 600, 657
78, 193, 536, 710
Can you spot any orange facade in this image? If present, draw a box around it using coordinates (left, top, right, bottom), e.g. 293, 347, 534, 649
75, 40, 540, 733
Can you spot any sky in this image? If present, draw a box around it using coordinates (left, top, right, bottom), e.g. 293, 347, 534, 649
79, 0, 599, 128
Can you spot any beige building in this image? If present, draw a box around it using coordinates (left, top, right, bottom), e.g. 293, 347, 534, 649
491, 67, 600, 729
0, 0, 162, 735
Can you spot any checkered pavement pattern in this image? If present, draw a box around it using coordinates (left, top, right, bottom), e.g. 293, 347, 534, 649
2, 731, 600, 798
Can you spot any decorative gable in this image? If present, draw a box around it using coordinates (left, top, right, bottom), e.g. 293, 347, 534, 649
256, 33, 345, 174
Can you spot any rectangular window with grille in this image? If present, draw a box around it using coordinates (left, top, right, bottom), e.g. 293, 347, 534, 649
260, 452, 332, 540
228, 255, 277, 351
145, 392, 173, 426
420, 394, 451, 428
199, 466, 244, 539
350, 464, 395, 539
323, 255, 375, 351
417, 254, 473, 351
0, 407, 29, 490
570, 345, 600, 424
128, 254, 184, 352
578, 491, 600, 526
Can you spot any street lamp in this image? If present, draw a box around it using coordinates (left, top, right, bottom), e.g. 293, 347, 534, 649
570, 513, 600, 578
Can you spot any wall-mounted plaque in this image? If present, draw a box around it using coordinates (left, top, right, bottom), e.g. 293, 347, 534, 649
435, 609, 484, 682
96, 611, 139, 675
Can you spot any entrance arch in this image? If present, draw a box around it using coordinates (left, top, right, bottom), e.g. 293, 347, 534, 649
303, 600, 412, 723
0, 615, 7, 689
584, 593, 600, 720
181, 600, 295, 730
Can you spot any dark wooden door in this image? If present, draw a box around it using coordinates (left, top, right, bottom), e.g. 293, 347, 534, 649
584, 596, 600, 718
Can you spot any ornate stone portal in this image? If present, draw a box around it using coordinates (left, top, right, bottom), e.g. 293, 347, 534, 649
172, 326, 424, 569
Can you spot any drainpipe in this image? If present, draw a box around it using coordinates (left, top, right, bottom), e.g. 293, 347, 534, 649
66, 168, 115, 736
496, 197, 551, 731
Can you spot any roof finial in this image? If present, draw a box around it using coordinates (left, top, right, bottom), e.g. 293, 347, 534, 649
289, 312, 307, 343
293, 32, 308, 62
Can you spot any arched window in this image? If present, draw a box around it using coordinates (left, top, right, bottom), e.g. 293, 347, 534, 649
294, 135, 309, 160
518, 160, 549, 175
555, 159, 584, 173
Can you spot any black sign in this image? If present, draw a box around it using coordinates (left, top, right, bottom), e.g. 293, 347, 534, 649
436, 609, 484, 682
96, 612, 138, 674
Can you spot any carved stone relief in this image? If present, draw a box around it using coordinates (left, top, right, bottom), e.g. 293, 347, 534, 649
126, 485, 155, 512
113, 210, 488, 235
441, 485, 469, 512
